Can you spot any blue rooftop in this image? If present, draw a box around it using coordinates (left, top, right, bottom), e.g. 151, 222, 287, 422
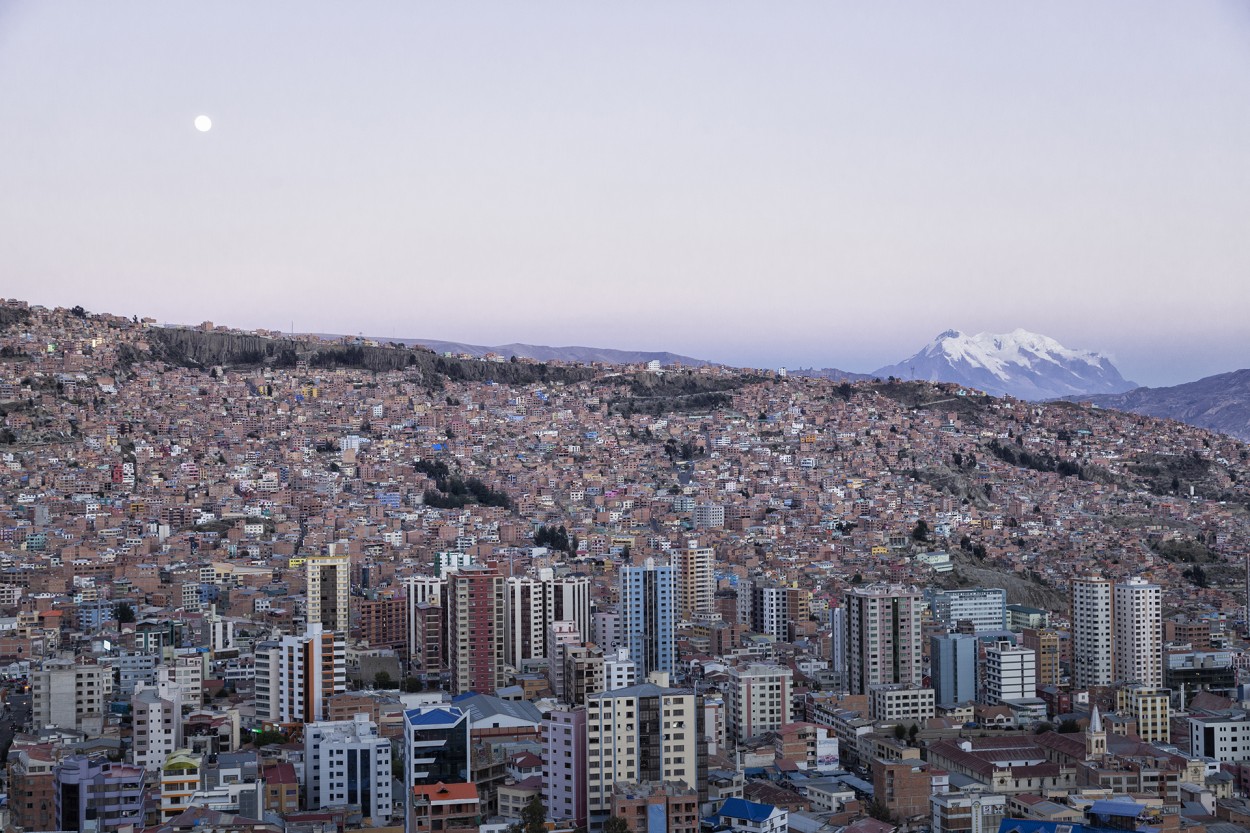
719, 797, 777, 823
403, 706, 466, 727
1089, 801, 1147, 818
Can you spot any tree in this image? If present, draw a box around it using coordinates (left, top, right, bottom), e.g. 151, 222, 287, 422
401, 676, 423, 693
912, 519, 930, 542
507, 795, 547, 833
603, 817, 630, 833
1182, 564, 1208, 588
70, 305, 87, 318
893, 723, 907, 741
374, 670, 393, 689
866, 798, 895, 822
114, 602, 136, 624
1057, 719, 1081, 733
252, 729, 288, 746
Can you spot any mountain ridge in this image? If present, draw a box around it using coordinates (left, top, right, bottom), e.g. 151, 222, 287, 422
313, 335, 713, 368
872, 328, 1138, 401
1066, 369, 1250, 442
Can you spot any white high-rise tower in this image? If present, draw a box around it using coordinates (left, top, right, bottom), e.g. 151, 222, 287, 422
1071, 576, 1114, 690
1114, 577, 1162, 687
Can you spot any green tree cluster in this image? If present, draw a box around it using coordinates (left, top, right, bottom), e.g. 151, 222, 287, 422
534, 524, 574, 553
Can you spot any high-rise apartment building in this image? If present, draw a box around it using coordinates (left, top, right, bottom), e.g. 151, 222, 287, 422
585, 676, 705, 831
1071, 577, 1114, 690
54, 755, 146, 833
131, 684, 183, 771
547, 572, 592, 651
543, 706, 588, 829
725, 663, 793, 742
547, 619, 583, 698
306, 553, 351, 633
410, 601, 444, 684
402, 705, 471, 787
982, 642, 1036, 705
159, 653, 205, 708
31, 658, 113, 735
505, 576, 546, 669
620, 559, 676, 678
1117, 684, 1171, 744
830, 606, 848, 689
304, 715, 393, 822
846, 584, 923, 694
505, 573, 592, 668
1021, 628, 1060, 688
1115, 577, 1162, 687
748, 582, 810, 643
692, 503, 725, 530
447, 565, 506, 695
254, 624, 347, 723
930, 633, 977, 705
675, 541, 715, 621
593, 609, 625, 653
750, 584, 789, 642
925, 588, 1008, 633
359, 596, 408, 653
403, 574, 444, 653
561, 643, 605, 706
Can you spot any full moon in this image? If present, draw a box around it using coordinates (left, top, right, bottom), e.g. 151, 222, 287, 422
194, 115, 212, 132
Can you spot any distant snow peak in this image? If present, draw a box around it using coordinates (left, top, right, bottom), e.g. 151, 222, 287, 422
873, 329, 1137, 401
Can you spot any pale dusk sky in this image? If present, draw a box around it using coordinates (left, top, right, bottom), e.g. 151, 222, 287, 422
1, 2, 1248, 385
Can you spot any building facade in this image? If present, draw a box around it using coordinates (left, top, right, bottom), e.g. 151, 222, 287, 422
725, 663, 794, 742
447, 565, 506, 695
846, 584, 923, 694
1114, 577, 1162, 687
676, 542, 715, 622
586, 679, 706, 831
931, 634, 977, 705
543, 706, 588, 829
926, 588, 1008, 633
304, 715, 393, 822
254, 624, 347, 723
1071, 576, 1114, 690
305, 552, 351, 633
54, 756, 145, 833
621, 560, 676, 679
982, 642, 1036, 705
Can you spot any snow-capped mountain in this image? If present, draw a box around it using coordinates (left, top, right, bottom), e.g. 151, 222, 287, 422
872, 329, 1138, 400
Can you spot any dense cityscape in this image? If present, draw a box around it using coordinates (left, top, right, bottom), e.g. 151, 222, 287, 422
0, 298, 1247, 833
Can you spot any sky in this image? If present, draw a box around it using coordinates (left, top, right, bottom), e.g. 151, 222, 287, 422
1, 2, 1247, 387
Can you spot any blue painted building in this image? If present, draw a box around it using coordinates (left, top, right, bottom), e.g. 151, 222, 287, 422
931, 633, 978, 705
620, 558, 675, 678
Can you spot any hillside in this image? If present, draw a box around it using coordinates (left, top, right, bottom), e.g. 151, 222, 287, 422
335, 335, 712, 368
1071, 369, 1250, 441
132, 327, 599, 388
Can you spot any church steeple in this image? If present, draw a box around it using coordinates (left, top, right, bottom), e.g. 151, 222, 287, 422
1086, 704, 1106, 759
